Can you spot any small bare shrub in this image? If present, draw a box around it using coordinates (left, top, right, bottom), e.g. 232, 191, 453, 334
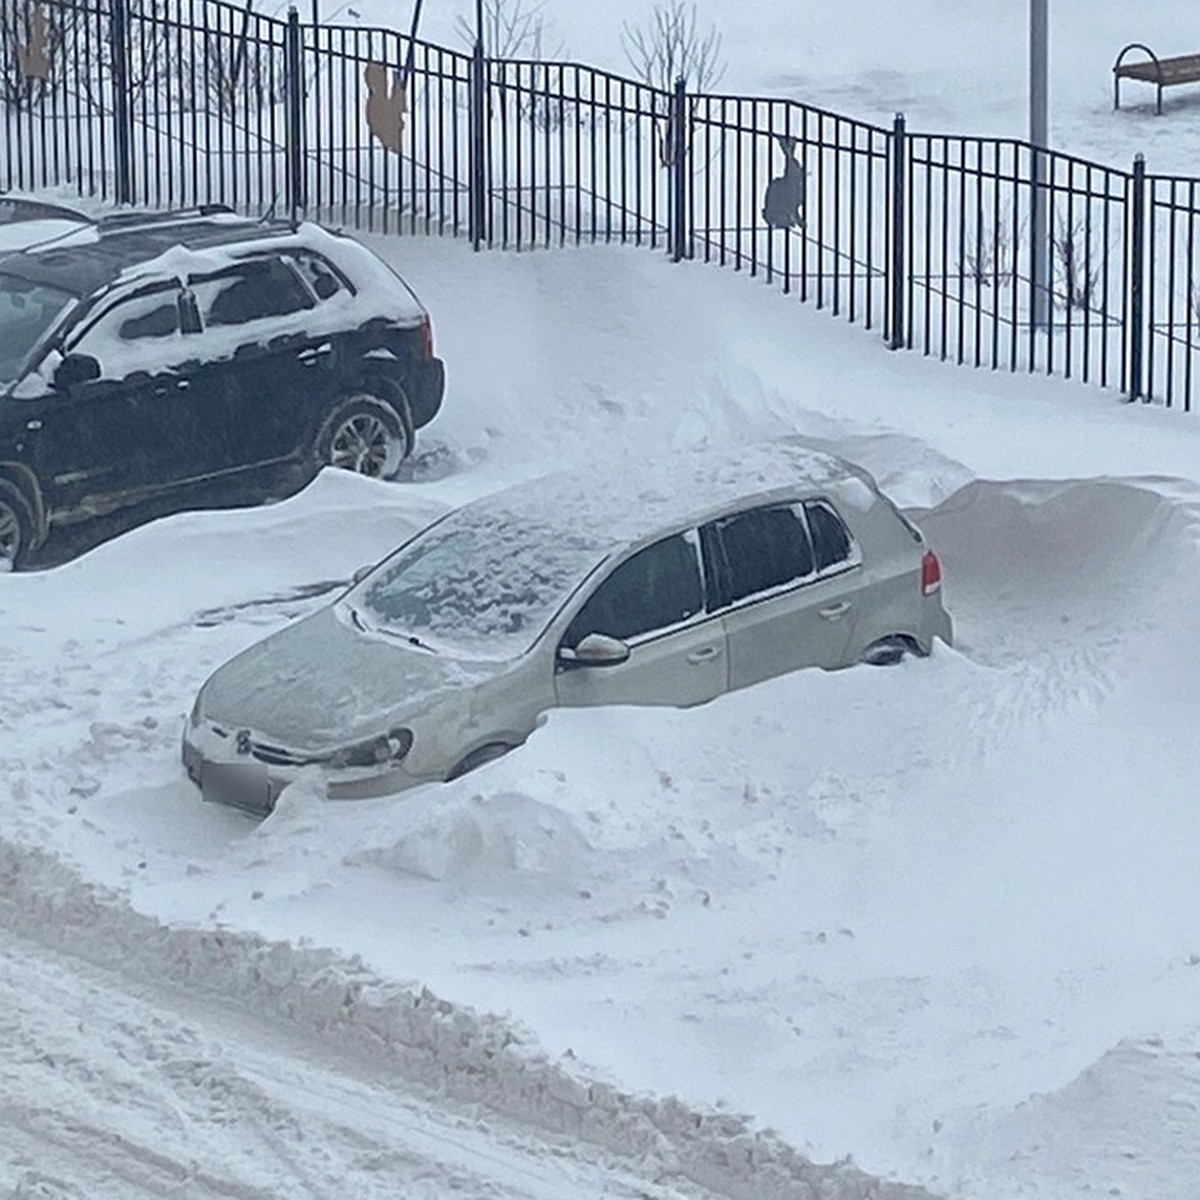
960, 207, 1019, 289
1052, 214, 1102, 311
621, 0, 725, 94
455, 0, 561, 59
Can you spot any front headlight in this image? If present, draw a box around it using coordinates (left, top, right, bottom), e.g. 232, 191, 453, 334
328, 728, 413, 770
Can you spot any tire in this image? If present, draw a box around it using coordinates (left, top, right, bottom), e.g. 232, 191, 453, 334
0, 479, 36, 572
445, 742, 512, 782
314, 388, 413, 481
859, 635, 915, 667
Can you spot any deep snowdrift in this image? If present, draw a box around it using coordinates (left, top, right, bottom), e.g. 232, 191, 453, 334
6, 231, 1200, 1199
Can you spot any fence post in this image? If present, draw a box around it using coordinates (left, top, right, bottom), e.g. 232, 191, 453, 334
1128, 152, 1146, 402
284, 7, 305, 224
109, 0, 134, 204
469, 40, 487, 250
887, 112, 907, 350
670, 76, 688, 262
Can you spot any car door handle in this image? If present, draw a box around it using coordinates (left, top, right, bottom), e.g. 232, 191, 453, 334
819, 601, 852, 619
297, 342, 334, 365
687, 645, 722, 664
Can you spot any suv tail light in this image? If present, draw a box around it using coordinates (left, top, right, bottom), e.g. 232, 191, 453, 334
419, 314, 434, 360
920, 549, 942, 596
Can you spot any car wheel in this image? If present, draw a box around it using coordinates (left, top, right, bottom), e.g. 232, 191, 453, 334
859, 635, 916, 666
445, 742, 512, 781
315, 389, 413, 481
0, 480, 36, 572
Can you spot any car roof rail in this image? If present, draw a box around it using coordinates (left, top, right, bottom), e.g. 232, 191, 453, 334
96, 205, 246, 235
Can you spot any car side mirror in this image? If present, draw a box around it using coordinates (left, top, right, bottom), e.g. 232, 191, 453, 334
558, 632, 630, 669
53, 352, 101, 390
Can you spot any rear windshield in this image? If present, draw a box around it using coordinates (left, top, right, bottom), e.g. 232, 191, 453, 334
0, 274, 74, 385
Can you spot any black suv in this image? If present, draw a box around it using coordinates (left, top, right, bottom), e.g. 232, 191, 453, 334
0, 210, 445, 568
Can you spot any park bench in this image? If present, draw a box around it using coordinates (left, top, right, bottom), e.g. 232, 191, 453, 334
1113, 43, 1200, 115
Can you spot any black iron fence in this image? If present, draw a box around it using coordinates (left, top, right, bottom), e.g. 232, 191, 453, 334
2, 0, 1198, 410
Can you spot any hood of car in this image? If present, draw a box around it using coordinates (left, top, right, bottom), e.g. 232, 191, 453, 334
197, 604, 501, 751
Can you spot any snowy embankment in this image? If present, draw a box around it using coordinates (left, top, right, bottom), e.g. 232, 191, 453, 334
0, 836, 934, 1200
7, 238, 1200, 1199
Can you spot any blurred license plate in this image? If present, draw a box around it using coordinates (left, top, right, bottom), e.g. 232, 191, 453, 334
202, 761, 271, 815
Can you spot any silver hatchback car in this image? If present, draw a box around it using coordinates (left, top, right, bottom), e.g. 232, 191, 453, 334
183, 441, 952, 814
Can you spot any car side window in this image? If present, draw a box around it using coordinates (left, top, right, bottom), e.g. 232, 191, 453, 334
705, 505, 814, 608
563, 533, 703, 647
190, 258, 313, 328
805, 500, 854, 572
289, 251, 347, 302
69, 285, 184, 368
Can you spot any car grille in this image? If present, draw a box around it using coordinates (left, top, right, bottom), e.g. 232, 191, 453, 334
248, 741, 321, 767
209, 723, 320, 768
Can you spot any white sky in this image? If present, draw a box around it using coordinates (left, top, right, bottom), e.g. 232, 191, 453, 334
5, 2, 1200, 1198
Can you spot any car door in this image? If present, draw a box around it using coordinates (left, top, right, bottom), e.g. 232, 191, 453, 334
553, 530, 728, 708
186, 256, 331, 471
705, 500, 860, 692
18, 281, 201, 509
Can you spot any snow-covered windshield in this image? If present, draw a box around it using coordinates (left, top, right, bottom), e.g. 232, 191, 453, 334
0, 274, 73, 385
346, 511, 604, 660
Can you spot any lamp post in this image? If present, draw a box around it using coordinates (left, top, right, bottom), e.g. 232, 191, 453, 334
476, 0, 484, 53
1030, 0, 1049, 329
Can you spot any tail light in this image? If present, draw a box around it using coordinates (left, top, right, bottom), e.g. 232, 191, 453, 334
418, 314, 434, 360
921, 549, 942, 596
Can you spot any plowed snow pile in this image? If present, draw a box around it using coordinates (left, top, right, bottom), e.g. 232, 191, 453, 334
6, 235, 1200, 1198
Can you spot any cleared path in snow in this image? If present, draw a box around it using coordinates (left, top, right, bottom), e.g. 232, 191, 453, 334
0, 837, 937, 1200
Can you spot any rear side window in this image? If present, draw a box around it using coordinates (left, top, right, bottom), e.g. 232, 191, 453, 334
564, 533, 703, 646
805, 500, 853, 572
705, 505, 814, 607
290, 251, 347, 302
190, 258, 313, 328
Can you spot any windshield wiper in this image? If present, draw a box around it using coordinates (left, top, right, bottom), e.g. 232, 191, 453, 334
399, 630, 437, 653
348, 604, 437, 653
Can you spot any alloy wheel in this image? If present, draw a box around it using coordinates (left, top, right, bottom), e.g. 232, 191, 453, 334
329, 413, 396, 477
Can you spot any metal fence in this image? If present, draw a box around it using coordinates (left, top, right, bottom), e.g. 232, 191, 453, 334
2, 0, 1197, 411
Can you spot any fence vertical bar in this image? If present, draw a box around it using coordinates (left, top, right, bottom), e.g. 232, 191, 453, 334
1128, 152, 1146, 401
671, 75, 687, 262
110, 0, 134, 204
469, 39, 486, 250
284, 7, 304, 223
888, 112, 906, 350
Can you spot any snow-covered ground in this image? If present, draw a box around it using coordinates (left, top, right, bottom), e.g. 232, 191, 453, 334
7, 2, 1200, 1197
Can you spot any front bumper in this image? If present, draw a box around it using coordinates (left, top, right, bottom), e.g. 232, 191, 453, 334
182, 720, 422, 816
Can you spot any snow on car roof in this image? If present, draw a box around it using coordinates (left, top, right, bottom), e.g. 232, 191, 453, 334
355, 441, 876, 660
0, 217, 425, 323
474, 438, 871, 552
